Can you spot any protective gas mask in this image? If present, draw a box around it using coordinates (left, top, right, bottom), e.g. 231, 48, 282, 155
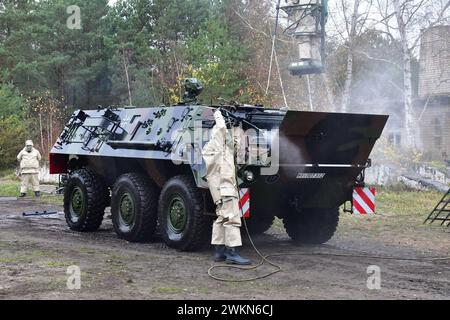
26, 145, 33, 153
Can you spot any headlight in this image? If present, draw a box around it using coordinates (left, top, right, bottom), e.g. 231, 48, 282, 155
243, 170, 254, 182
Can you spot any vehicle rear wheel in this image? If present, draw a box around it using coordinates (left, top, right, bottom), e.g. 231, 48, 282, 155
283, 207, 339, 244
64, 168, 107, 231
111, 173, 158, 242
158, 175, 211, 251
244, 214, 275, 235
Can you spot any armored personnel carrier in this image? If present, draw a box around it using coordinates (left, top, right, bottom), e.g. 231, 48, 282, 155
50, 80, 388, 251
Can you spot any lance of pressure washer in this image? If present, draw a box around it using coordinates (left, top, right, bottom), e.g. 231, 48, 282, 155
217, 106, 261, 132
22, 211, 58, 217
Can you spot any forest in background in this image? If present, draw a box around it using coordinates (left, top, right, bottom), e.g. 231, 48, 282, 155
0, 0, 449, 168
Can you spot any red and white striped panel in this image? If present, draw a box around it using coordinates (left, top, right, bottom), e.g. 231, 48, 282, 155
239, 188, 250, 218
352, 187, 376, 214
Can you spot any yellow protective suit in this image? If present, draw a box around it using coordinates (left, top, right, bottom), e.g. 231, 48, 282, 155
17, 143, 41, 193
202, 110, 242, 248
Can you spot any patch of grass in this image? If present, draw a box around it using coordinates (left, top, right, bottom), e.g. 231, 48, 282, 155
197, 287, 211, 294
0, 168, 17, 179
0, 241, 10, 249
39, 194, 63, 205
338, 187, 442, 219
78, 247, 98, 255
153, 287, 184, 294
0, 253, 33, 264
0, 177, 62, 202
0, 180, 20, 197
376, 188, 442, 218
45, 260, 72, 268
105, 253, 126, 262
272, 217, 284, 230
270, 187, 442, 231
30, 250, 48, 258
374, 183, 416, 193
106, 259, 125, 270
0, 256, 23, 263
46, 277, 68, 290
258, 282, 293, 291
337, 187, 445, 237
0, 246, 58, 266
427, 161, 448, 172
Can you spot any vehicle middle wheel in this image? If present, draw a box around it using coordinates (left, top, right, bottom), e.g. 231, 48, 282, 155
111, 173, 158, 242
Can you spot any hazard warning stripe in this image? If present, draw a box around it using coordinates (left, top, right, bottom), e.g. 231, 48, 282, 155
355, 187, 375, 212
353, 198, 366, 214
239, 190, 250, 208
239, 188, 250, 218
241, 201, 250, 217
353, 192, 372, 213
360, 186, 375, 202
352, 187, 376, 214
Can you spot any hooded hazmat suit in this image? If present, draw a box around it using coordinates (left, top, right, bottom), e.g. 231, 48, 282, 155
202, 110, 243, 248
17, 140, 41, 194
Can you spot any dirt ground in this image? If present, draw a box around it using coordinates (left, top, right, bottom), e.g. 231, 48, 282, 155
0, 195, 449, 300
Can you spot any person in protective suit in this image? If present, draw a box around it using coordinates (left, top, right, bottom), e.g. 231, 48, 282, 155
17, 140, 41, 197
202, 109, 251, 265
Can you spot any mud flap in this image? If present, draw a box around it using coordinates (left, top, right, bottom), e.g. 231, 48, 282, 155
239, 188, 250, 218
352, 187, 376, 214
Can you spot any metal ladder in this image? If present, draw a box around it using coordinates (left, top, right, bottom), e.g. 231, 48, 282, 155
424, 188, 450, 227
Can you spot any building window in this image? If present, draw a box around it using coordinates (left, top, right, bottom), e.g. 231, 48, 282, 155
434, 136, 442, 147
388, 132, 402, 147
433, 118, 442, 148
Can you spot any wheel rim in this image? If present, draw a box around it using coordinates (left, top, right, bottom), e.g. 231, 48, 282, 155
119, 193, 135, 227
70, 187, 85, 222
167, 195, 187, 234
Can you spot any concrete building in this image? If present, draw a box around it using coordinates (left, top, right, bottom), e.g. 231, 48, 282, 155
419, 26, 450, 98
417, 25, 450, 162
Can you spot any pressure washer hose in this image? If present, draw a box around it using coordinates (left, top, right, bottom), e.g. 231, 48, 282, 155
208, 217, 450, 282
207, 115, 450, 282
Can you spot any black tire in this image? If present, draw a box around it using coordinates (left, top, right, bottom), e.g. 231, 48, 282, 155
158, 175, 210, 251
111, 173, 158, 242
283, 208, 339, 244
64, 168, 107, 231
244, 214, 275, 235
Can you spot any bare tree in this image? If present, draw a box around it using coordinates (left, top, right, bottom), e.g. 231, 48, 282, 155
372, 0, 450, 149
328, 0, 375, 112
228, 0, 282, 105
392, 0, 416, 148
341, 0, 362, 112
121, 47, 133, 107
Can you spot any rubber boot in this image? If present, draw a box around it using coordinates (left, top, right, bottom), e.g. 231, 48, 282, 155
225, 247, 251, 265
213, 245, 226, 262
34, 191, 40, 197
19, 193, 26, 198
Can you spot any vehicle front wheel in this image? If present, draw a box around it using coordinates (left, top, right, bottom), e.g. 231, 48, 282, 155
64, 168, 107, 231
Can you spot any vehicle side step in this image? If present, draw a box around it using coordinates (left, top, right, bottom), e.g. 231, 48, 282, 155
424, 188, 450, 227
